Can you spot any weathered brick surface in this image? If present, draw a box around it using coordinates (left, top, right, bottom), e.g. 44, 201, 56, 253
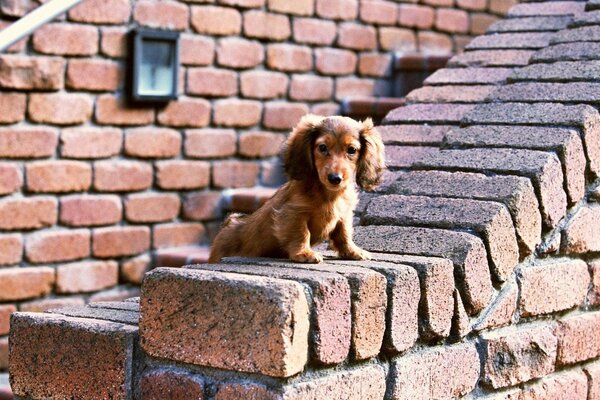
363, 194, 519, 282
358, 53, 392, 78
338, 23, 377, 51
315, 48, 357, 75
0, 233, 22, 265
133, 0, 189, 31
60, 195, 122, 227
156, 160, 210, 190
20, 298, 85, 313
378, 124, 451, 145
384, 104, 475, 124
214, 99, 262, 127
293, 18, 337, 45
244, 10, 291, 41
66, 59, 121, 91
466, 32, 553, 50
518, 259, 589, 317
93, 226, 150, 257
96, 95, 155, 126
481, 323, 557, 389
407, 85, 495, 103
32, 23, 98, 56
124, 128, 181, 159
399, 4, 434, 29
0, 126, 57, 158
25, 229, 90, 263
240, 70, 289, 99
508, 1, 585, 17
61, 127, 122, 159
360, 0, 397, 25
157, 98, 211, 128
140, 268, 309, 377
191, 6, 242, 36
187, 67, 237, 97
29, 93, 93, 125
267, 44, 312, 72
9, 312, 137, 399
120, 254, 150, 284
140, 369, 205, 400
94, 160, 153, 192
380, 27, 417, 52
0, 267, 54, 301
519, 370, 588, 400
533, 41, 600, 63
153, 223, 205, 249
180, 34, 215, 66
217, 37, 264, 69
488, 16, 571, 33
0, 55, 65, 90
584, 362, 600, 400
589, 260, 600, 307
0, 197, 57, 230
239, 131, 285, 158
183, 191, 222, 221
26, 160, 91, 193
390, 343, 480, 400
0, 163, 21, 195
448, 50, 533, 67
554, 312, 600, 365
100, 27, 127, 58
124, 193, 180, 223
263, 102, 309, 130
68, 0, 131, 24
0, 305, 15, 335
316, 0, 358, 20
510, 60, 600, 83
185, 129, 236, 158
0, 92, 25, 124
56, 261, 119, 293
212, 160, 260, 188
425, 67, 512, 85
563, 204, 600, 253
473, 282, 518, 332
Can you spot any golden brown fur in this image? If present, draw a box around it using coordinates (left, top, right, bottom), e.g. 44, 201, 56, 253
208, 114, 385, 264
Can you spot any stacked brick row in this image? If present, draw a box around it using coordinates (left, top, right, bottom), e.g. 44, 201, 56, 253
0, 0, 508, 372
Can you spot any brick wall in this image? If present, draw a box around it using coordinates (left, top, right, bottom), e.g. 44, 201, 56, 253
0, 0, 511, 373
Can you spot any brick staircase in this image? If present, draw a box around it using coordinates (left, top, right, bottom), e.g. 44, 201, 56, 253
9, 1, 600, 399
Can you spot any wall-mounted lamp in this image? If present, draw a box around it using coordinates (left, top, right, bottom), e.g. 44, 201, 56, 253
130, 28, 180, 103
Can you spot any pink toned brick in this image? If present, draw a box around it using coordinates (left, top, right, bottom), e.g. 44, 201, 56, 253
93, 226, 151, 258
220, 0, 265, 7
263, 102, 309, 130
158, 98, 211, 128
216, 37, 264, 69
398, 4, 434, 29
0, 163, 21, 195
240, 70, 288, 99
125, 193, 180, 223
418, 31, 453, 53
26, 229, 90, 263
60, 195, 122, 227
0, 197, 57, 230
33, 23, 98, 56
359, 53, 392, 77
267, 44, 312, 72
29, 93, 93, 125
338, 23, 377, 50
19, 298, 85, 313
121, 254, 150, 285
140, 369, 205, 400
0, 267, 54, 301
0, 234, 22, 265
56, 261, 118, 293
239, 131, 285, 158
335, 77, 375, 100
293, 18, 336, 45
153, 223, 206, 249
555, 312, 600, 366
156, 160, 210, 190
0, 54, 65, 90
290, 75, 333, 101
564, 204, 600, 253
180, 34, 215, 66
61, 127, 122, 159
436, 8, 469, 33
183, 191, 222, 221
379, 27, 417, 52
268, 0, 313, 15
0, 92, 25, 124
26, 160, 91, 193
68, 0, 131, 24
214, 99, 262, 128
124, 128, 181, 158
360, 0, 397, 25
134, 0, 189, 31
187, 67, 237, 97
244, 10, 290, 41
520, 370, 587, 400
589, 260, 600, 306
0, 127, 57, 158
96, 94, 154, 125
66, 59, 121, 91
212, 160, 260, 188
316, 0, 358, 20
185, 129, 236, 158
94, 160, 153, 192
100, 27, 127, 58
191, 6, 241, 35
0, 304, 16, 335
315, 48, 357, 75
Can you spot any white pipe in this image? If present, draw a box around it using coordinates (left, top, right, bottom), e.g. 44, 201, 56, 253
0, 0, 83, 53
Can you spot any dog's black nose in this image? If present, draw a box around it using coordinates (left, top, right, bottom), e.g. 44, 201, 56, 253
328, 173, 342, 185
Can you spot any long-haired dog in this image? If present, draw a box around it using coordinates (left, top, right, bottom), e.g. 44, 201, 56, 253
208, 114, 385, 264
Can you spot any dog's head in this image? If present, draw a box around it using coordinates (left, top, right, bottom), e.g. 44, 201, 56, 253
283, 114, 385, 192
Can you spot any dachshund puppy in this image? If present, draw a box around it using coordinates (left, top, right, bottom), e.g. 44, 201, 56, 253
208, 114, 385, 264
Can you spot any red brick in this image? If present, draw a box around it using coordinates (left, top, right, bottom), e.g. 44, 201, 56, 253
26, 229, 90, 264
156, 160, 210, 190
96, 94, 155, 126
0, 126, 57, 158
88, 288, 140, 303
554, 312, 600, 366
180, 34, 215, 66
153, 223, 206, 249
60, 195, 122, 227
56, 261, 118, 294
471, 13, 499, 35
0, 54, 65, 90
0, 305, 16, 335
93, 226, 150, 257
311, 102, 340, 117
379, 27, 417, 52
185, 129, 236, 158
0, 197, 57, 230
212, 160, 260, 188
0, 337, 6, 369
134, 0, 189, 30
473, 283, 518, 331
315, 48, 357, 75
564, 204, 600, 253
267, 44, 312, 72
121, 254, 151, 285
268, 0, 312, 15
60, 127, 122, 159
520, 370, 588, 400
489, 0, 518, 14
335, 77, 375, 100
94, 160, 153, 192
187, 67, 237, 97
66, 59, 121, 91
0, 267, 54, 301
191, 6, 241, 35
240, 70, 288, 99
125, 193, 180, 223
26, 160, 91, 193
224, 187, 276, 213
585, 362, 600, 399
358, 53, 392, 77
217, 37, 263, 69
360, 0, 397, 25
68, 0, 131, 24
157, 98, 210, 128
418, 31, 453, 53
124, 128, 181, 159
289, 75, 332, 101
140, 268, 310, 377
220, 0, 265, 8
398, 4, 434, 29
19, 297, 85, 313
589, 260, 600, 306
293, 18, 337, 45
100, 27, 127, 58
9, 312, 138, 399
244, 10, 290, 41
263, 102, 309, 130
519, 259, 589, 317
32, 23, 98, 56
140, 369, 205, 400
239, 131, 285, 158
436, 8, 469, 33
0, 234, 22, 265
0, 92, 25, 124
0, 0, 37, 17
214, 99, 262, 127
0, 163, 21, 195
338, 23, 377, 50
316, 0, 358, 20
457, 0, 486, 10
390, 343, 479, 399
28, 93, 93, 125
183, 191, 222, 221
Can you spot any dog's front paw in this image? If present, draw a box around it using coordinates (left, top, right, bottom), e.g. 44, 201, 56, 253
340, 247, 371, 261
291, 250, 323, 263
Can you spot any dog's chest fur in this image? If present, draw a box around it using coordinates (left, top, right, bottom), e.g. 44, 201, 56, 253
308, 190, 357, 243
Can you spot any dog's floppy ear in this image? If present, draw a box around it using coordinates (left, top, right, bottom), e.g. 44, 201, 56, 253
357, 118, 386, 191
283, 114, 323, 180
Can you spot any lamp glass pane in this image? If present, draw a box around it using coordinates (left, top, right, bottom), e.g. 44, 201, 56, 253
137, 39, 174, 97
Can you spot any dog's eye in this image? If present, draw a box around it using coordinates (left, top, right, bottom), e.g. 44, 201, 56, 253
347, 146, 357, 155
318, 144, 328, 154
